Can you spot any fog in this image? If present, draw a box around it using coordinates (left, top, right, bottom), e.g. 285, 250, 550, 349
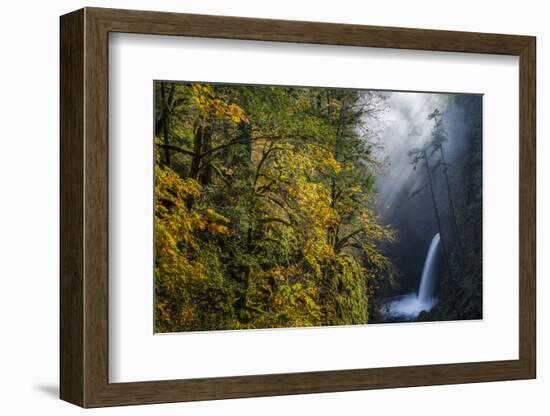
369, 91, 473, 294
376, 91, 450, 217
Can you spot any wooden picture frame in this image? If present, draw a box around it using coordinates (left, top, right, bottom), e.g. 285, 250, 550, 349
60, 7, 536, 408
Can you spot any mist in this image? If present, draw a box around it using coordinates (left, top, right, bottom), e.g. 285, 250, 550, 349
376, 92, 451, 217
366, 90, 482, 315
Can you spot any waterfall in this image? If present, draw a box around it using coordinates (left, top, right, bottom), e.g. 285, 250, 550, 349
384, 233, 441, 320
418, 233, 441, 304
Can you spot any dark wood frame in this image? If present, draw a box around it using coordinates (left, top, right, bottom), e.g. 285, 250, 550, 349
60, 7, 536, 408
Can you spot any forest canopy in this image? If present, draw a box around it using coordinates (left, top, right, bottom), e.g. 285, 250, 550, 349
154, 81, 396, 332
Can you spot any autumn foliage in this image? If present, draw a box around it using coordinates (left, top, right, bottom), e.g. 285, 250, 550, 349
154, 82, 394, 332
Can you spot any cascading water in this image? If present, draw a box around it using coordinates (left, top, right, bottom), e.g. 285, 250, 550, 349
384, 233, 441, 320
418, 233, 441, 305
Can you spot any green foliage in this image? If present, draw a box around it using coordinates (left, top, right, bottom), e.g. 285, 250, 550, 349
154, 82, 394, 332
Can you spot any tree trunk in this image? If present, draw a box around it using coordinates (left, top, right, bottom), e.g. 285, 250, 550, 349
439, 146, 463, 253
200, 125, 213, 185
160, 83, 171, 167
189, 122, 204, 180
236, 121, 252, 161
423, 150, 453, 280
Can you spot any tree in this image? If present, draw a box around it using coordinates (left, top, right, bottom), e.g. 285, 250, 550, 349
408, 146, 453, 280
153, 82, 395, 331
427, 108, 463, 254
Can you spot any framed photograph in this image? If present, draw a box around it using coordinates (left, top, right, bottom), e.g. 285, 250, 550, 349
60, 7, 536, 408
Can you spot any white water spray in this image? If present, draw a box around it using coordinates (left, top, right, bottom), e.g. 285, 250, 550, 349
385, 233, 441, 319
